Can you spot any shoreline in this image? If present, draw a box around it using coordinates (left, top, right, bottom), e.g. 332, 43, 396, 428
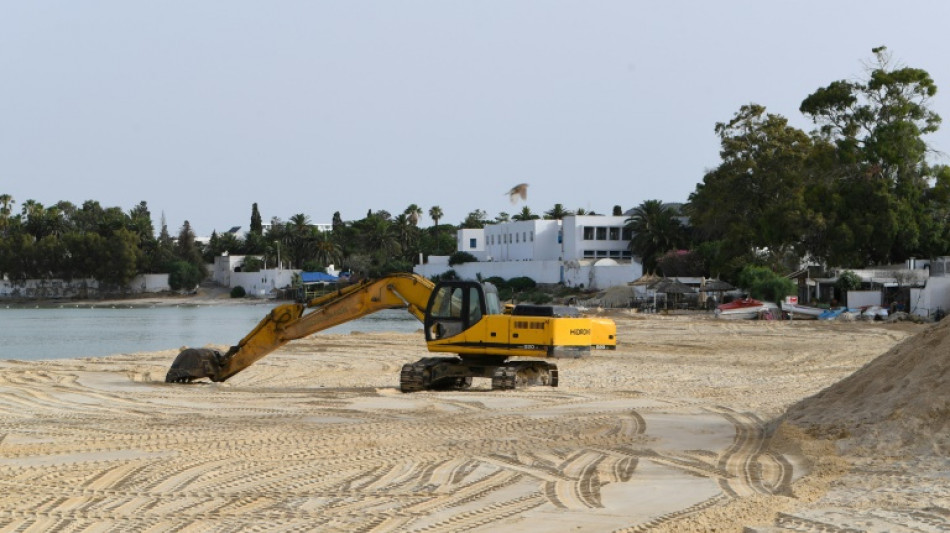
0, 288, 293, 309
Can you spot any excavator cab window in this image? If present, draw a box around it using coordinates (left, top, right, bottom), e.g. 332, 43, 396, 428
425, 281, 488, 340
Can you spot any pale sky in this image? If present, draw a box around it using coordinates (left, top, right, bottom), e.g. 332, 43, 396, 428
2, 1, 949, 237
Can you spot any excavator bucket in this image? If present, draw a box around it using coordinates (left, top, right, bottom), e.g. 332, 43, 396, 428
165, 348, 226, 383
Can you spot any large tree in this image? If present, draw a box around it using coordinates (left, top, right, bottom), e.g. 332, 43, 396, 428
799, 46, 945, 264
686, 104, 815, 271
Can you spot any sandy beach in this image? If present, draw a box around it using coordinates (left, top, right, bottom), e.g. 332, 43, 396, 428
0, 307, 947, 532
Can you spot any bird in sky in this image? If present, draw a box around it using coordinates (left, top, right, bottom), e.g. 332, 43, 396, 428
506, 183, 529, 204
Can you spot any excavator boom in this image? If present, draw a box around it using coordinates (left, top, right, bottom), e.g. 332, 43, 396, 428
166, 273, 434, 383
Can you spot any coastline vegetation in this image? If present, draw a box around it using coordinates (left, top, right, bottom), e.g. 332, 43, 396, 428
2, 47, 949, 292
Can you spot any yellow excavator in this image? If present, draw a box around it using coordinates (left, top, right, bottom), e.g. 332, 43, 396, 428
165, 272, 616, 392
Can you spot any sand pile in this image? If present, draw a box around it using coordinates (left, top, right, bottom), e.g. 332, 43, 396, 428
783, 317, 950, 456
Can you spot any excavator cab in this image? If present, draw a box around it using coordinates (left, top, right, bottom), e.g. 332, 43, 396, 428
424, 281, 500, 341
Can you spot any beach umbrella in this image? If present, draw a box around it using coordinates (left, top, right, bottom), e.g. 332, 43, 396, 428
701, 279, 734, 292
652, 278, 696, 294
650, 278, 696, 310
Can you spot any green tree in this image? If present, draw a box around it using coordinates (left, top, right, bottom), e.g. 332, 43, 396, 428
736, 265, 795, 303
175, 221, 206, 279
543, 203, 572, 220
250, 203, 263, 235
97, 227, 142, 287
625, 200, 688, 273
800, 46, 944, 264
0, 194, 14, 235
404, 204, 423, 226
428, 206, 443, 228
512, 206, 539, 221
311, 229, 341, 268
167, 260, 204, 291
461, 209, 489, 228
686, 104, 815, 271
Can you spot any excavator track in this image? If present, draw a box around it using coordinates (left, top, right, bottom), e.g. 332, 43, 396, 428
400, 357, 474, 392
400, 358, 557, 392
491, 361, 558, 391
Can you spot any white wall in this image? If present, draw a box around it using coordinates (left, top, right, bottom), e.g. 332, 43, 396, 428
457, 229, 487, 260
483, 220, 561, 262
130, 274, 170, 293
414, 258, 643, 291
561, 215, 632, 261
910, 276, 950, 318
846, 290, 882, 308
230, 269, 299, 298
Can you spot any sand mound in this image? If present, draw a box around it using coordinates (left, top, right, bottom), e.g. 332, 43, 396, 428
783, 318, 950, 456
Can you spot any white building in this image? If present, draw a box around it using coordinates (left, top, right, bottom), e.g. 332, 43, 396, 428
212, 255, 298, 299
417, 215, 643, 290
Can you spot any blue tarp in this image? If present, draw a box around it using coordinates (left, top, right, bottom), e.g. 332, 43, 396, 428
301, 271, 339, 283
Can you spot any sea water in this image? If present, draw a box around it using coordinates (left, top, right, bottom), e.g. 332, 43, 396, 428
0, 304, 422, 361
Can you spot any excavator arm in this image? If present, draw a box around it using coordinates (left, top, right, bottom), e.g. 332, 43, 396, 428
165, 273, 435, 383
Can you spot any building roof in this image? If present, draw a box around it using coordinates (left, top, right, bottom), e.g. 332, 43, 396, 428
301, 271, 339, 283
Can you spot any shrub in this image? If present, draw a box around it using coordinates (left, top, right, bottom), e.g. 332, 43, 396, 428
242, 256, 263, 273
230, 286, 247, 298
736, 265, 795, 302
484, 276, 508, 288
507, 276, 537, 292
167, 260, 204, 291
835, 270, 862, 292
448, 251, 478, 266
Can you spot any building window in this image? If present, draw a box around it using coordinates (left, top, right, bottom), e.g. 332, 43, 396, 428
530, 231, 534, 242
609, 227, 620, 240
583, 250, 595, 258
609, 250, 621, 258
622, 251, 633, 259
515, 233, 519, 243
469, 238, 477, 249
596, 250, 608, 258
596, 227, 607, 240
583, 227, 595, 240
622, 228, 633, 240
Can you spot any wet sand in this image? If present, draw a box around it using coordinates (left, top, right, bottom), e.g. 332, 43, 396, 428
0, 312, 946, 532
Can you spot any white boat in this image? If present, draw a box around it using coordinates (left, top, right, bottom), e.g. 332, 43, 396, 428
781, 301, 825, 320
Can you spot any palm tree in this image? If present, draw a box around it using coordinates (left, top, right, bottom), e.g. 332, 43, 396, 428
0, 194, 13, 234
543, 203, 573, 220
404, 204, 423, 226
285, 213, 315, 268
363, 216, 400, 258
312, 229, 342, 267
393, 213, 420, 260
511, 206, 539, 221
624, 200, 688, 273
428, 206, 443, 228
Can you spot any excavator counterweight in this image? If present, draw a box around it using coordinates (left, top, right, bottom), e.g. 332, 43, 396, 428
165, 273, 616, 391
